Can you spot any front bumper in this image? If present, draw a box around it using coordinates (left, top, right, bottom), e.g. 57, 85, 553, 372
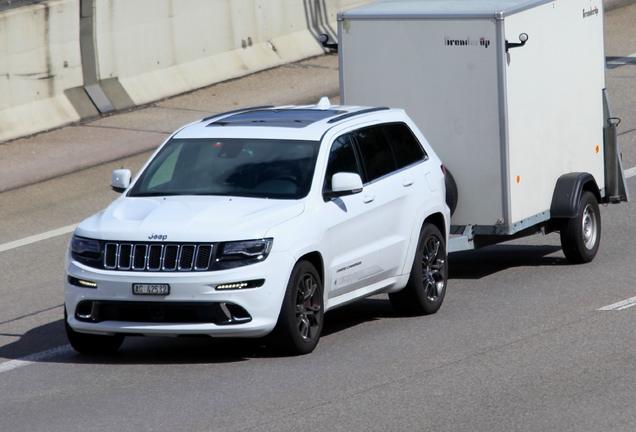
64, 251, 293, 338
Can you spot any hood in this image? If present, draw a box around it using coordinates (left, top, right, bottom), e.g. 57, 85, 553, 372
75, 195, 305, 242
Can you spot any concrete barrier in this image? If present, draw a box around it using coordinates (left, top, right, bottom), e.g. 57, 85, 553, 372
0, 0, 83, 142
0, 0, 632, 144
94, 0, 357, 106
0, 0, 370, 143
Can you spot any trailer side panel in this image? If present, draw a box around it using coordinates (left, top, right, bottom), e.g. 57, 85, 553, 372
340, 17, 504, 225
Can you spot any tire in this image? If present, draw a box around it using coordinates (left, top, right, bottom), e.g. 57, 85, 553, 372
559, 190, 601, 264
444, 168, 458, 217
65, 309, 124, 355
390, 223, 447, 316
271, 261, 324, 355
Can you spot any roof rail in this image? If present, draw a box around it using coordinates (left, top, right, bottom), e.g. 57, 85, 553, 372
327, 107, 390, 124
201, 105, 275, 123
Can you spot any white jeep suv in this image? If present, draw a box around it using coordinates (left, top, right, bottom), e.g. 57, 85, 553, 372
65, 97, 450, 355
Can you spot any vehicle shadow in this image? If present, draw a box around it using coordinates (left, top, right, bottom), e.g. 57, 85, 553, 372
0, 319, 68, 360
449, 244, 567, 280
1, 245, 564, 364
0, 298, 397, 364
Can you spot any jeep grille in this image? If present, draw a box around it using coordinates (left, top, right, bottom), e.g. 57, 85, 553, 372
104, 242, 214, 272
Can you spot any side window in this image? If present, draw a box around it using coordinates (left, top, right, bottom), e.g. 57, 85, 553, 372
324, 134, 362, 191
353, 125, 396, 182
384, 123, 427, 169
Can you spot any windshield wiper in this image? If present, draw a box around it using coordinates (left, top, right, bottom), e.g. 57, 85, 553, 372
128, 192, 183, 197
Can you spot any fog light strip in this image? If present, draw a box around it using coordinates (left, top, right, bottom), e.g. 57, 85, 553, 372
215, 279, 264, 290
216, 282, 249, 290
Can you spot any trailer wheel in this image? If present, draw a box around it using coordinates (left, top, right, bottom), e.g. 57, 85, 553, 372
390, 223, 447, 316
559, 191, 601, 264
445, 168, 458, 217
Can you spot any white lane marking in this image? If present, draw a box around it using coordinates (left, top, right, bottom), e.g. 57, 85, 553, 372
0, 345, 73, 374
607, 53, 636, 69
0, 224, 77, 253
625, 167, 636, 179
598, 296, 636, 311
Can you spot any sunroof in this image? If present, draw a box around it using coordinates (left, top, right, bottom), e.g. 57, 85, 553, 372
207, 109, 347, 128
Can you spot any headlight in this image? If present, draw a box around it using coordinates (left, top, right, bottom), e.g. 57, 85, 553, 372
216, 238, 273, 268
70, 236, 102, 261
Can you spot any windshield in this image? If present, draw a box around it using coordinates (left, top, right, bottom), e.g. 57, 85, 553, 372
128, 138, 320, 199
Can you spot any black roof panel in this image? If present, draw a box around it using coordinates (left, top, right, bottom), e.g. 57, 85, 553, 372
207, 109, 347, 128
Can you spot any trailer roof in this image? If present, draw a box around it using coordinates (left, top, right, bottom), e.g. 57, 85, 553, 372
339, 0, 554, 20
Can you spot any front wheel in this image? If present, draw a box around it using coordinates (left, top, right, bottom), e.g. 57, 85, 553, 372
560, 190, 601, 264
271, 261, 324, 355
65, 309, 124, 355
390, 223, 447, 316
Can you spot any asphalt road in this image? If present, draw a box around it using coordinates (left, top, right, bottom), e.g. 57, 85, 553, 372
1, 5, 636, 432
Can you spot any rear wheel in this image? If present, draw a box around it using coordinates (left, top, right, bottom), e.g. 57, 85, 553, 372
271, 261, 324, 355
65, 309, 124, 355
560, 190, 601, 264
390, 223, 447, 316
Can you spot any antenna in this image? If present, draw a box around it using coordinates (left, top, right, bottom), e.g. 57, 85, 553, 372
317, 97, 331, 110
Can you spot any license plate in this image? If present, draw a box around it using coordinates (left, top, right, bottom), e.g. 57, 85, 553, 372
132, 284, 170, 295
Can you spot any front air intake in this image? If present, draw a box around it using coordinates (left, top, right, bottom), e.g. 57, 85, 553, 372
75, 301, 252, 325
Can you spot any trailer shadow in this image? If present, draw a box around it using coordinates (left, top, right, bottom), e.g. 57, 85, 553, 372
303, 0, 339, 51
449, 244, 566, 280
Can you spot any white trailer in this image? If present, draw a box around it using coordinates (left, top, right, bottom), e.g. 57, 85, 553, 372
331, 0, 629, 263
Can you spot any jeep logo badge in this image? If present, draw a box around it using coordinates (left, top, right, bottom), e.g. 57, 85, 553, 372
148, 233, 168, 241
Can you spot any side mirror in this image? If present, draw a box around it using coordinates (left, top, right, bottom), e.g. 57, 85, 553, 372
324, 172, 363, 200
110, 169, 131, 193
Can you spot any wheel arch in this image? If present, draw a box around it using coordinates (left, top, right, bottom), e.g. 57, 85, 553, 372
424, 212, 447, 241
296, 251, 324, 287
550, 172, 601, 219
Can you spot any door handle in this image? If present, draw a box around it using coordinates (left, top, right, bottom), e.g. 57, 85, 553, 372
402, 179, 414, 187
363, 194, 375, 203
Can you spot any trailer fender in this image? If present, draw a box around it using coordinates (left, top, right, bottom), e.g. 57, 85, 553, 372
550, 173, 601, 219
